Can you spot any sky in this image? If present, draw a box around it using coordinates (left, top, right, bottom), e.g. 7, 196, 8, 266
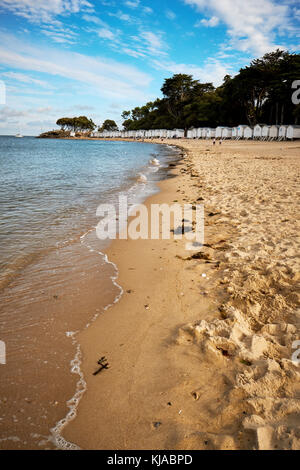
0, 0, 299, 135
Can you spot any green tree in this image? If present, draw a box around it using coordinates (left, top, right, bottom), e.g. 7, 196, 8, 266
99, 119, 118, 132
56, 116, 96, 134
161, 74, 200, 133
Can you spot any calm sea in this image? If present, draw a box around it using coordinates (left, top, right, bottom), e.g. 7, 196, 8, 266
0, 136, 179, 449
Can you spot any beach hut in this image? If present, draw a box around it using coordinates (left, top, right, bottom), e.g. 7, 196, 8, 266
253, 124, 264, 140
269, 125, 280, 140
278, 125, 288, 140
222, 127, 233, 139
175, 129, 184, 138
206, 128, 215, 139
236, 125, 248, 139
231, 127, 238, 139
215, 127, 223, 139
262, 125, 271, 140
244, 126, 253, 139
166, 129, 175, 139
286, 125, 300, 140
194, 128, 201, 139
187, 128, 197, 139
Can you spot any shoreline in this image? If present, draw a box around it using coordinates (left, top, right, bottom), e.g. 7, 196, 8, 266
50, 143, 184, 450
61, 138, 300, 450
0, 140, 179, 450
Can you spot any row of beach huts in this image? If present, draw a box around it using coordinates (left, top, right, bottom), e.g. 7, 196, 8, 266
93, 124, 300, 140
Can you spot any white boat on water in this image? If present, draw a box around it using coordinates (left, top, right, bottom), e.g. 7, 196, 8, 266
15, 133, 23, 138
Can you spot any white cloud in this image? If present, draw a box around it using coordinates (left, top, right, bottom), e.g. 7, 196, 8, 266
97, 28, 117, 40
124, 0, 140, 9
82, 14, 107, 26
165, 10, 176, 20
152, 58, 233, 86
1, 71, 51, 88
197, 16, 219, 27
107, 10, 133, 22
0, 32, 152, 101
0, 0, 93, 24
139, 31, 167, 56
122, 48, 146, 58
0, 106, 27, 120
40, 27, 77, 44
184, 0, 292, 55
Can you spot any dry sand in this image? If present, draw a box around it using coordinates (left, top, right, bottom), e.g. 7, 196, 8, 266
62, 139, 300, 450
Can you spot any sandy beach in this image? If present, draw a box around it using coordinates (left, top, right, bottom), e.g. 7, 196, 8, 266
61, 139, 300, 450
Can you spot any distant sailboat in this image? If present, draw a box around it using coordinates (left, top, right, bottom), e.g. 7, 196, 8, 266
15, 129, 23, 138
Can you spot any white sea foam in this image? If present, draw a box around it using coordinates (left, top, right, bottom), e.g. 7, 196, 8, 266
50, 145, 179, 450
149, 157, 160, 166
50, 229, 123, 450
136, 173, 147, 183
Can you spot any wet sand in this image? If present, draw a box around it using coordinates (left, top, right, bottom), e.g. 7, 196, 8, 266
0, 141, 177, 450
62, 139, 300, 450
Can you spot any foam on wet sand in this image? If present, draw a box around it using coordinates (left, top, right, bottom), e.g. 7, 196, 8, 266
62, 139, 299, 450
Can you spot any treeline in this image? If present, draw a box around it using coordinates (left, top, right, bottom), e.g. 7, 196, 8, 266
56, 116, 96, 134
121, 50, 300, 132
55, 117, 119, 134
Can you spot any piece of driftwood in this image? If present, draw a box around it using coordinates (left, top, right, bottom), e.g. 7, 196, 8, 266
93, 356, 110, 376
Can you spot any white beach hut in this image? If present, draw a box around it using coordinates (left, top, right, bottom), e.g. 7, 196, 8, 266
236, 125, 247, 139
244, 126, 253, 139
231, 127, 238, 139
253, 124, 264, 140
269, 124, 280, 140
166, 129, 175, 139
262, 125, 271, 140
286, 125, 300, 140
206, 128, 215, 139
222, 127, 233, 139
175, 129, 184, 138
195, 128, 201, 139
278, 125, 288, 140
215, 127, 223, 139
187, 129, 193, 139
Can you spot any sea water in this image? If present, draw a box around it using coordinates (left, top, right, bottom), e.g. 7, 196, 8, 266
0, 136, 179, 449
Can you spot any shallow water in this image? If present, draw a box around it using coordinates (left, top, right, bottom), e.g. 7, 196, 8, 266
0, 136, 179, 449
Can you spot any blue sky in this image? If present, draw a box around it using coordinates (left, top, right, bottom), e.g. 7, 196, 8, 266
0, 0, 299, 135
